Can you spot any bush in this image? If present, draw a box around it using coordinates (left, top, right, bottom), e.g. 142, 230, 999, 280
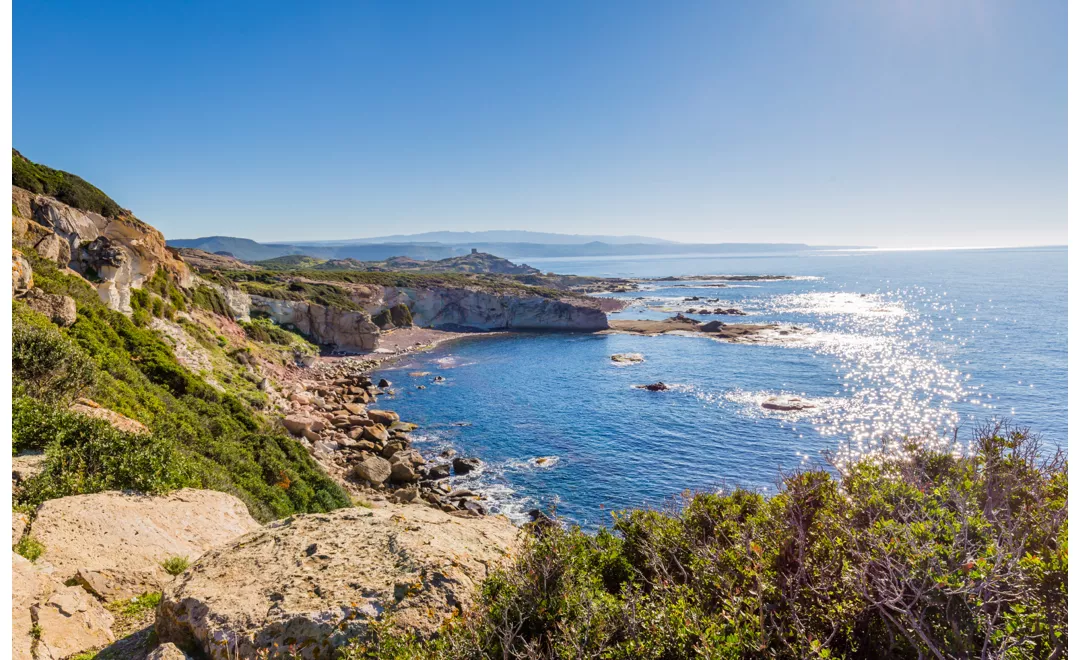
190, 285, 232, 317
12, 304, 96, 403
347, 426, 1067, 659
161, 556, 190, 576
13, 396, 195, 506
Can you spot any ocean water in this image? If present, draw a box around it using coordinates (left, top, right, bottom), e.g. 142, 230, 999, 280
375, 247, 1067, 527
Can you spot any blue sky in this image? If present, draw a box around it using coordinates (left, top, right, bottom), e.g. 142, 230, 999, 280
13, 1, 1066, 247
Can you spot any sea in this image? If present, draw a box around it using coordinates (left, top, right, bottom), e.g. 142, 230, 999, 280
374, 246, 1067, 528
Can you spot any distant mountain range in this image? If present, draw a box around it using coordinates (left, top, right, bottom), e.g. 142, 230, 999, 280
300, 230, 678, 246
167, 233, 867, 263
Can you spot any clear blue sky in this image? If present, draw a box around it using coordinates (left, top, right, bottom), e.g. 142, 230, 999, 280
13, 1, 1066, 247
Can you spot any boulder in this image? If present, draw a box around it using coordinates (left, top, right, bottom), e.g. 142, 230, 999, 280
12, 510, 28, 545
362, 424, 390, 444
367, 409, 400, 426
611, 353, 645, 364
343, 402, 366, 416
156, 505, 519, 658
353, 455, 392, 486
34, 584, 117, 659
33, 232, 71, 266
147, 643, 193, 660
452, 457, 482, 475
14, 554, 115, 660
283, 414, 325, 436
390, 461, 418, 484
23, 289, 77, 327
30, 489, 261, 600
425, 464, 451, 481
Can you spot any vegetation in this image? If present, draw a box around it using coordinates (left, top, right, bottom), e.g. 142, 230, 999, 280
107, 591, 162, 619
13, 536, 45, 562
223, 268, 576, 302
12, 149, 123, 218
12, 252, 350, 521
344, 427, 1066, 659
161, 556, 191, 576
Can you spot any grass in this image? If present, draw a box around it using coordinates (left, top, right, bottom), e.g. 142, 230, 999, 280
13, 536, 45, 562
223, 268, 579, 302
342, 427, 1067, 660
161, 556, 190, 576
107, 592, 163, 619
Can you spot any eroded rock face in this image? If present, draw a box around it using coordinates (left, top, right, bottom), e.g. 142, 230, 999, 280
156, 504, 519, 659
249, 295, 380, 352
12, 186, 191, 313
374, 286, 609, 331
30, 489, 261, 600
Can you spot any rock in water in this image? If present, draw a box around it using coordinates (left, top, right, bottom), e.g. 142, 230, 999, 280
635, 382, 670, 392
156, 505, 519, 659
453, 457, 482, 475
760, 395, 817, 412
610, 353, 645, 364
29, 489, 261, 600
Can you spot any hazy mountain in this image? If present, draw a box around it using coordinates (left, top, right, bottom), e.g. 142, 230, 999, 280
168, 235, 865, 263
303, 230, 677, 246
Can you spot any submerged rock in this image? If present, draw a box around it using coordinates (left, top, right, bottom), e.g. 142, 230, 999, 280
635, 382, 670, 392
610, 353, 645, 364
156, 505, 519, 658
761, 395, 817, 412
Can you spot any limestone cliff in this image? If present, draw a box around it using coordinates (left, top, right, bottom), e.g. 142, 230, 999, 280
372, 285, 609, 331
12, 185, 191, 313
248, 295, 380, 352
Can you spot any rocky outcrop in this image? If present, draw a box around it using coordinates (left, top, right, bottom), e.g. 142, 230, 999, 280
14, 554, 115, 660
12, 186, 191, 313
22, 288, 77, 327
249, 295, 379, 351
12, 248, 32, 295
69, 398, 149, 434
200, 278, 252, 321
373, 286, 609, 331
156, 504, 519, 659
761, 395, 817, 412
30, 489, 261, 600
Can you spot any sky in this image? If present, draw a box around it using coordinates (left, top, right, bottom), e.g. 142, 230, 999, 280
13, 1, 1067, 247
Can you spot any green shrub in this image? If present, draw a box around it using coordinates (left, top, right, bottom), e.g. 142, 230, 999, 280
346, 426, 1067, 659
13, 304, 96, 403
13, 396, 195, 506
13, 536, 45, 562
13, 149, 123, 218
389, 303, 413, 327
161, 556, 190, 576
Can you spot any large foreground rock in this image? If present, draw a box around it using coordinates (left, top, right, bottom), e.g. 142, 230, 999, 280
14, 554, 115, 660
31, 489, 261, 600
157, 504, 519, 659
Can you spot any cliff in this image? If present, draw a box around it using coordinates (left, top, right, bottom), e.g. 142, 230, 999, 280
12, 184, 191, 313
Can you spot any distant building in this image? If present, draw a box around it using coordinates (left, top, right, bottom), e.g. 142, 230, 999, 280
471, 248, 478, 254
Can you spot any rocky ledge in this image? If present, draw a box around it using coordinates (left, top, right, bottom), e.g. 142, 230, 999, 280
605, 315, 809, 343
156, 504, 518, 658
